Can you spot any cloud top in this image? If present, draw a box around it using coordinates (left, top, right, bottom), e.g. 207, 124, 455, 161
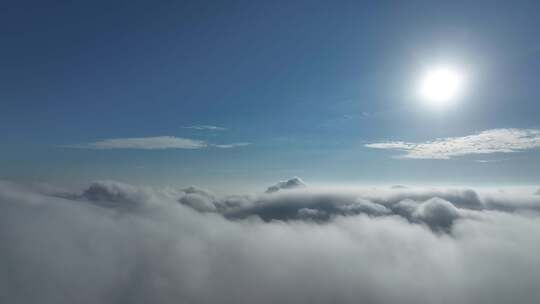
265, 177, 306, 193
366, 128, 540, 159
2, 180, 540, 304
81, 180, 152, 208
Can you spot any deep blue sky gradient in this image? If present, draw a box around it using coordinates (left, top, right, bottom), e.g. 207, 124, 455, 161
2, 0, 540, 191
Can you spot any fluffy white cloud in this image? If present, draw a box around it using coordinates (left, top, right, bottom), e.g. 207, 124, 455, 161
366, 128, 540, 159
412, 197, 461, 230
2, 180, 540, 304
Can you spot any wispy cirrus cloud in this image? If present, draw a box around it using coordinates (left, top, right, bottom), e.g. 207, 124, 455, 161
66, 136, 251, 150
183, 125, 226, 131
66, 136, 208, 150
366, 128, 540, 159
213, 142, 251, 149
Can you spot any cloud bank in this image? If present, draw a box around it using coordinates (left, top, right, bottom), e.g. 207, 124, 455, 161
366, 128, 540, 159
2, 179, 540, 304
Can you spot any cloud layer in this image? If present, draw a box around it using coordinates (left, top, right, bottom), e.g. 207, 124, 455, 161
2, 179, 540, 304
366, 128, 540, 159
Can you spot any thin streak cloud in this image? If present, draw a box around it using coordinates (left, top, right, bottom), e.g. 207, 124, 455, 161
65, 136, 251, 150
183, 125, 226, 131
213, 142, 251, 149
66, 136, 207, 150
366, 128, 540, 159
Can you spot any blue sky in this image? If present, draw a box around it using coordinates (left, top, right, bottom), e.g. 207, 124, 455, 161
2, 0, 540, 191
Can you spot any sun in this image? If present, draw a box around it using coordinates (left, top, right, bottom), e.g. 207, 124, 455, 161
418, 66, 465, 106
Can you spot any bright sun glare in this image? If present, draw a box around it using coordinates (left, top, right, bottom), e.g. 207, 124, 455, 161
418, 66, 465, 106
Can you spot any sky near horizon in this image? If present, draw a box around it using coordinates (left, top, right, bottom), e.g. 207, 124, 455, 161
2, 0, 540, 191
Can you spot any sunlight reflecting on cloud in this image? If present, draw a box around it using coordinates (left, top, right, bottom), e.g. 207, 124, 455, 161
366, 128, 540, 159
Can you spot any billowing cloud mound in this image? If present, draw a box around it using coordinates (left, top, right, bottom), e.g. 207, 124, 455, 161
178, 186, 217, 212
372, 188, 484, 210
178, 186, 251, 212
412, 197, 460, 230
227, 192, 394, 223
2, 180, 540, 304
214, 184, 490, 229
265, 177, 306, 193
81, 181, 152, 208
